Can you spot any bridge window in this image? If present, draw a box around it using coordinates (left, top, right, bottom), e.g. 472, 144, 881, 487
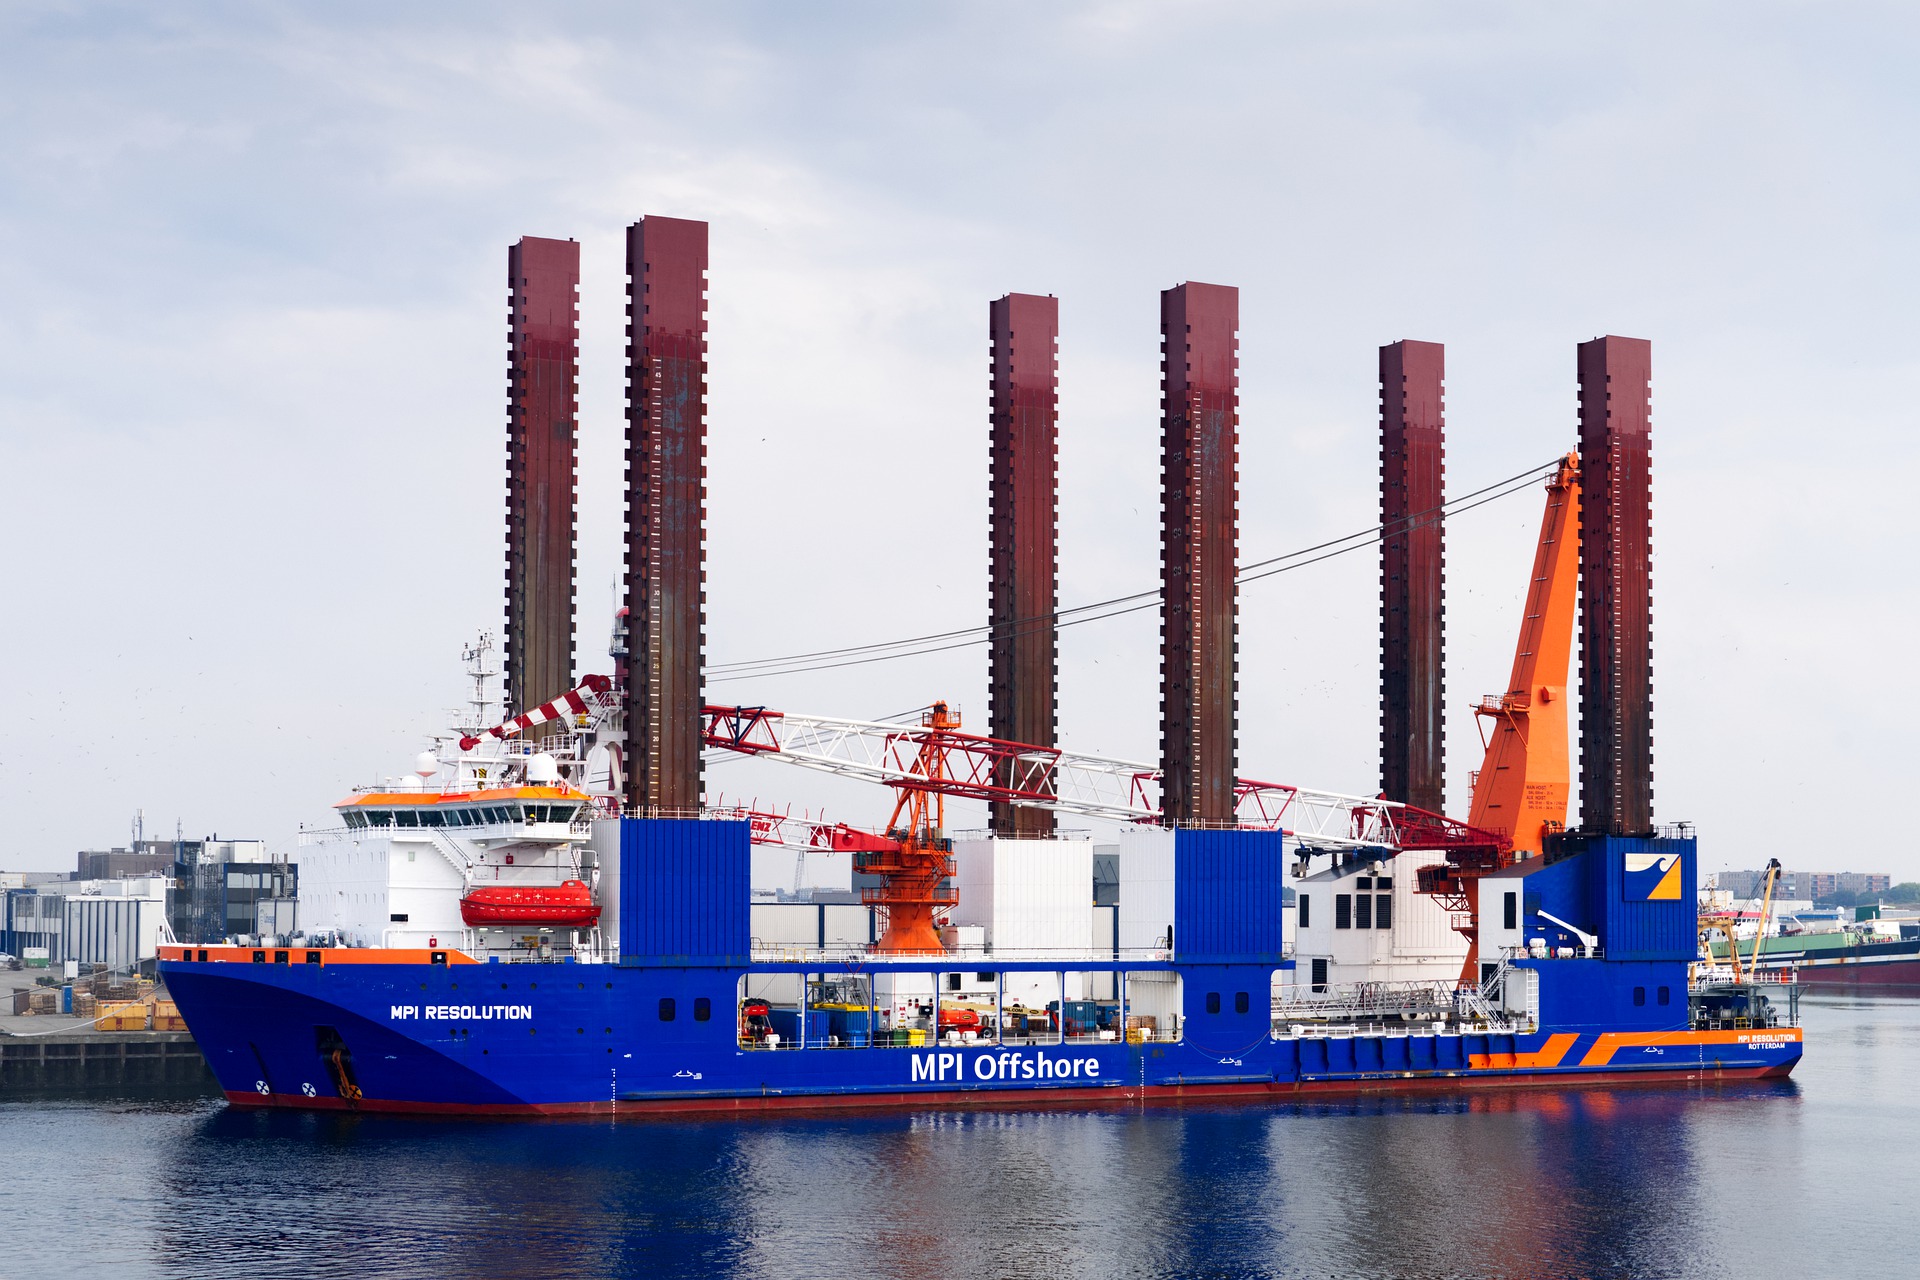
367, 811, 392, 827
1335, 895, 1352, 929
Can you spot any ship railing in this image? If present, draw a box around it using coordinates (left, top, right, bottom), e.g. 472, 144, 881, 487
1272, 979, 1458, 1024
746, 944, 1174, 966
297, 820, 591, 844
1689, 964, 1797, 989
426, 828, 475, 874
1452, 984, 1501, 1025
475, 943, 619, 965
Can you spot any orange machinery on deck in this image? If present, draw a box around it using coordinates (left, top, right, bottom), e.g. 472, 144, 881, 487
1418, 454, 1580, 983
857, 702, 964, 953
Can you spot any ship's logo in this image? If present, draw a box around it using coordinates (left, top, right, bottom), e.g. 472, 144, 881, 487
1624, 852, 1683, 901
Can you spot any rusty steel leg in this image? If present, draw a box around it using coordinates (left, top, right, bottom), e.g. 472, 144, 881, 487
988, 293, 1059, 837
624, 217, 709, 816
1577, 335, 1654, 835
505, 236, 580, 721
1379, 339, 1447, 815
1159, 282, 1240, 826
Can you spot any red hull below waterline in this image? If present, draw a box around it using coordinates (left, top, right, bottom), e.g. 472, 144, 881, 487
222, 1059, 1796, 1119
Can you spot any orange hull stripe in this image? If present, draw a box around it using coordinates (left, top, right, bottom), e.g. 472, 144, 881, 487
1468, 1032, 1579, 1071
1579, 1027, 1802, 1067
159, 946, 479, 967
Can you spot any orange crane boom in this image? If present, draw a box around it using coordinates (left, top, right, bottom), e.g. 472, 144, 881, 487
1418, 454, 1578, 987
1466, 452, 1580, 856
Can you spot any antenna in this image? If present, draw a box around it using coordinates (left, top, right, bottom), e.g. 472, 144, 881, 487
459, 632, 501, 732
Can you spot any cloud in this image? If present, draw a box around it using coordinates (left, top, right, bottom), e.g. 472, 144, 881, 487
0, 2, 1913, 871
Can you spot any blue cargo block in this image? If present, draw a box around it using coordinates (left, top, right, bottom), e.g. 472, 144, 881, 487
1173, 828, 1287, 963
1534, 832, 1697, 962
1595, 834, 1696, 961
619, 818, 751, 966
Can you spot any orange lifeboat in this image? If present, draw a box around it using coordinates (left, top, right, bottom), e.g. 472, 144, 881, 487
460, 879, 602, 928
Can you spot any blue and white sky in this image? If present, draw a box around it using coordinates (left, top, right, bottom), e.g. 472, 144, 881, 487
1, 3, 1913, 873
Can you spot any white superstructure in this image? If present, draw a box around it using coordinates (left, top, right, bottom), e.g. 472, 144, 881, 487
292, 635, 621, 958
1287, 851, 1468, 992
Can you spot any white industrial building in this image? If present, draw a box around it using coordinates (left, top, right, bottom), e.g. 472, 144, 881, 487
4, 877, 171, 971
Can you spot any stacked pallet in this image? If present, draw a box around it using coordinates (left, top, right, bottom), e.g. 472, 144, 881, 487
152, 1000, 187, 1032
96, 1001, 150, 1031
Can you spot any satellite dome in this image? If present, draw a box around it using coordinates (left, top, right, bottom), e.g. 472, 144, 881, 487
414, 751, 438, 779
526, 752, 560, 784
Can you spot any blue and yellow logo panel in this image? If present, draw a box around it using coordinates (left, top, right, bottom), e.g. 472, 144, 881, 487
1624, 852, 1683, 901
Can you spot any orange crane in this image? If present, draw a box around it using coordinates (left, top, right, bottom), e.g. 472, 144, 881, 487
1416, 454, 1578, 985
857, 702, 963, 953
1466, 452, 1581, 856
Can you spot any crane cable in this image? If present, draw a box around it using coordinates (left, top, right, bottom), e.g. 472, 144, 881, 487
707, 457, 1563, 685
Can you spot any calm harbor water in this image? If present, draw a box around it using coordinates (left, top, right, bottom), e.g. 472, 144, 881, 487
2, 995, 1912, 1280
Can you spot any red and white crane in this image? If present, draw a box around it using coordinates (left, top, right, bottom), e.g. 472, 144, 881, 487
459, 674, 618, 752
700, 701, 1498, 856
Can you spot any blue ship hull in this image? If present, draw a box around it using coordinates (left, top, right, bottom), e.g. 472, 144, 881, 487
159, 953, 1802, 1115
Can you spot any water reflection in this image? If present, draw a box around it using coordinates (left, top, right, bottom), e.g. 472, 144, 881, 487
39, 1001, 1920, 1280
124, 1081, 1795, 1280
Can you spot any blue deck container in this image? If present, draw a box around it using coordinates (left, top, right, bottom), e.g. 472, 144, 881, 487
619, 818, 751, 966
